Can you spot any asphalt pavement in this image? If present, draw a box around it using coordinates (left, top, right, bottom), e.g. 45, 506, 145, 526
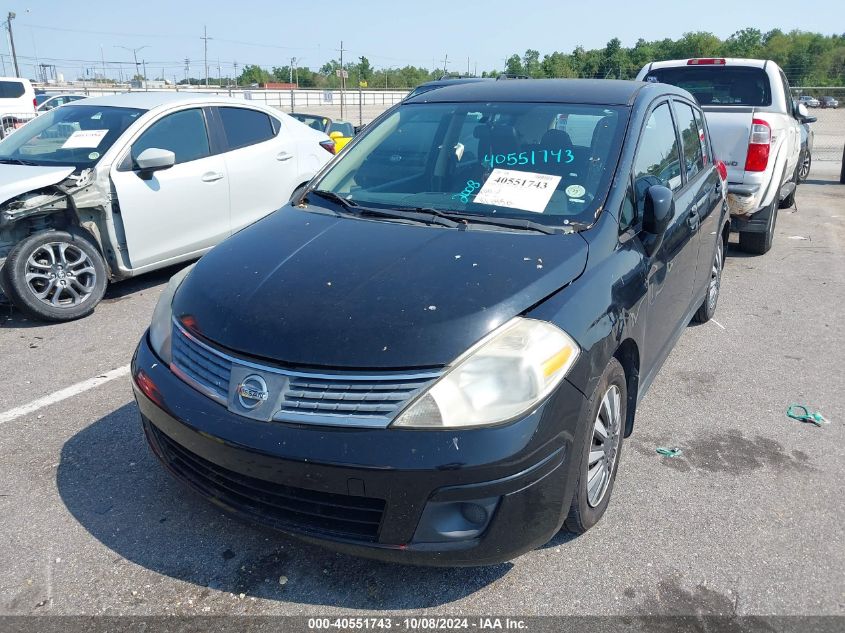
0, 163, 842, 617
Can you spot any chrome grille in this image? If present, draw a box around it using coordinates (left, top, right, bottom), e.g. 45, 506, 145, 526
277, 375, 435, 424
171, 325, 231, 404
169, 320, 439, 427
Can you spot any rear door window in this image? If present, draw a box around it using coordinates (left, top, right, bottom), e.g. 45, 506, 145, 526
674, 102, 705, 181
632, 102, 682, 213
219, 107, 276, 150
645, 66, 772, 107
691, 107, 710, 165
0, 81, 26, 99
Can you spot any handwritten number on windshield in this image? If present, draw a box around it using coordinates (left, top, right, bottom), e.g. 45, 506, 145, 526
483, 149, 574, 169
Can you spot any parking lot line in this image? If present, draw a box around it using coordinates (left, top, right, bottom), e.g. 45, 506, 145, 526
0, 365, 130, 425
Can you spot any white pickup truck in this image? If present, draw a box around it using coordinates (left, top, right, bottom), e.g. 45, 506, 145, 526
636, 58, 816, 254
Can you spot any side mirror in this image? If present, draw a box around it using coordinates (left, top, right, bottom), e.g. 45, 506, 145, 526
641, 185, 675, 256
329, 131, 344, 140
134, 147, 175, 175
796, 103, 817, 124
353, 124, 365, 135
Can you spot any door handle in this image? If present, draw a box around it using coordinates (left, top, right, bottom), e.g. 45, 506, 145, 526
687, 208, 700, 230
201, 171, 224, 182
276, 152, 293, 162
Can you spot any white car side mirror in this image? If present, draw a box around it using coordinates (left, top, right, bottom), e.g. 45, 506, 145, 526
135, 147, 176, 173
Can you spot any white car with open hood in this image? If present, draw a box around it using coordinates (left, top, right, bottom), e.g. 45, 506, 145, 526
636, 58, 815, 254
0, 92, 333, 321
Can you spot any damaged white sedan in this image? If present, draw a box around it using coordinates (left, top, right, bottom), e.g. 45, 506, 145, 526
0, 92, 333, 321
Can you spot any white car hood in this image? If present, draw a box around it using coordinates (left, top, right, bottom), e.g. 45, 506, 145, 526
0, 164, 76, 206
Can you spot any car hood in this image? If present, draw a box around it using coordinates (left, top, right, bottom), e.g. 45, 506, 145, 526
0, 164, 76, 206
173, 206, 588, 369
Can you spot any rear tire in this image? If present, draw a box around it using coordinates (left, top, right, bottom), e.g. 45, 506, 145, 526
739, 199, 778, 255
564, 357, 626, 535
1, 229, 107, 322
692, 234, 724, 323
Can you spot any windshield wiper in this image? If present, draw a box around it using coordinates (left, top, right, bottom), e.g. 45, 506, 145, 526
410, 208, 561, 235
306, 190, 460, 229
358, 206, 460, 229
305, 189, 360, 212
0, 158, 38, 166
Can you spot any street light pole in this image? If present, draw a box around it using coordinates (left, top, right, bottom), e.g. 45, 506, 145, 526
6, 12, 20, 78
115, 45, 148, 81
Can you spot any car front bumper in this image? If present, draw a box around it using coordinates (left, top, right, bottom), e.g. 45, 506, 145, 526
131, 333, 588, 566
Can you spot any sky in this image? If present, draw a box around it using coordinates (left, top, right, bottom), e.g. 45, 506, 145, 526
2, 0, 843, 82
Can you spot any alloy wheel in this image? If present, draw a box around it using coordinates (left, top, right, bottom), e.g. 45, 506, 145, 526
799, 154, 811, 180
587, 384, 622, 507
25, 242, 98, 308
707, 238, 723, 312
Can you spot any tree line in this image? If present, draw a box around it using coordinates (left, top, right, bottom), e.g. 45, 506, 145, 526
493, 29, 845, 86
178, 28, 845, 89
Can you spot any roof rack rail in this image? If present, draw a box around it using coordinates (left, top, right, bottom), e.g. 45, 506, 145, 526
496, 74, 529, 80
437, 74, 478, 80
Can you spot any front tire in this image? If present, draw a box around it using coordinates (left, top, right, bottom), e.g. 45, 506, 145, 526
564, 357, 627, 534
798, 151, 812, 182
1, 230, 108, 322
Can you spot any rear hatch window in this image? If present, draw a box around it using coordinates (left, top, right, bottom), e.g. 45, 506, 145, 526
0, 80, 26, 99
645, 66, 771, 107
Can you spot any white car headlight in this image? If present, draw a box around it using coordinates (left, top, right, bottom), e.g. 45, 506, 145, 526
149, 265, 194, 364
393, 318, 580, 429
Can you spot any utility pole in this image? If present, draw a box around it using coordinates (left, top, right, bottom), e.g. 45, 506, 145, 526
233, 61, 238, 87
6, 12, 20, 78
289, 57, 296, 112
184, 58, 190, 85
201, 25, 212, 87
467, 57, 470, 76
142, 59, 147, 85
441, 53, 448, 77
339, 40, 346, 119
115, 45, 148, 80
100, 45, 107, 82
217, 58, 221, 87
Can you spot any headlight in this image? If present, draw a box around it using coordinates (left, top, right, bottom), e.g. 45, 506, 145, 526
393, 318, 580, 429
148, 265, 194, 364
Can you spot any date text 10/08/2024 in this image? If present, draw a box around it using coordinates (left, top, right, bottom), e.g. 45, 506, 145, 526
482, 149, 574, 168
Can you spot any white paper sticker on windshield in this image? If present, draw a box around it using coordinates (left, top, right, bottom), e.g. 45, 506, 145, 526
474, 169, 561, 213
61, 129, 109, 149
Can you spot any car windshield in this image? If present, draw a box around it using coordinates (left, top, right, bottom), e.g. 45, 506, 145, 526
313, 102, 626, 227
291, 113, 328, 132
0, 104, 145, 169
645, 66, 772, 106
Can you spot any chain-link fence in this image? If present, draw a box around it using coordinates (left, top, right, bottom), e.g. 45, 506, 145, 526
792, 87, 844, 162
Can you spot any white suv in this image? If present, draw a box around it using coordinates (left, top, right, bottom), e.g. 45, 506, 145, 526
636, 58, 813, 254
0, 77, 36, 138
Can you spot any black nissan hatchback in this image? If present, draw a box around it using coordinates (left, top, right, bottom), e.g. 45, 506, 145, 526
132, 79, 729, 565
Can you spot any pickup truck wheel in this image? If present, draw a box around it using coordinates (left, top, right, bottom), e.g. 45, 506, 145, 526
779, 167, 799, 209
564, 357, 626, 535
692, 235, 724, 323
1, 230, 107, 322
738, 199, 778, 255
